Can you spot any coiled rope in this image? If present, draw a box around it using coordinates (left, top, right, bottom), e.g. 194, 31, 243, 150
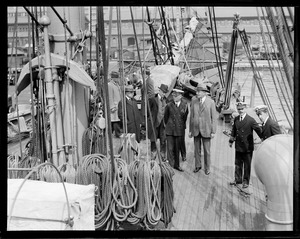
160, 161, 175, 228
111, 156, 138, 224
76, 154, 112, 230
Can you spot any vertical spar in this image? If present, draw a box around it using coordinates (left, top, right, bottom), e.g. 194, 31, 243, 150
39, 16, 58, 165
98, 6, 115, 181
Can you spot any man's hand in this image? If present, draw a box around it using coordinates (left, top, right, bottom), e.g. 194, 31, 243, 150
111, 107, 117, 113
188, 132, 192, 138
211, 133, 215, 138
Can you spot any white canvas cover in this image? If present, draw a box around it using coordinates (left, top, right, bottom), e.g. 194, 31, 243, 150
150, 65, 181, 97
7, 179, 95, 230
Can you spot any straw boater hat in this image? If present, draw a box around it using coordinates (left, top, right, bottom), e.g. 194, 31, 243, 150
196, 83, 209, 93
158, 84, 169, 93
172, 86, 184, 94
236, 101, 247, 108
254, 105, 268, 114
125, 85, 135, 92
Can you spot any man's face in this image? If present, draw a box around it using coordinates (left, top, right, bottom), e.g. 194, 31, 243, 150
172, 92, 182, 102
196, 90, 206, 99
237, 105, 245, 115
126, 91, 134, 98
257, 111, 267, 122
159, 89, 166, 98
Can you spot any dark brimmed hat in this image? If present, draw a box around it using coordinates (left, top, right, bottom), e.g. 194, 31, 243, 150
111, 71, 119, 78
158, 84, 169, 93
196, 83, 209, 92
254, 104, 268, 114
125, 85, 135, 92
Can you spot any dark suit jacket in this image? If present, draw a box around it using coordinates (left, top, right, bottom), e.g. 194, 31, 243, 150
118, 97, 142, 142
229, 114, 262, 152
189, 96, 217, 138
164, 100, 189, 136
147, 94, 166, 141
260, 117, 282, 140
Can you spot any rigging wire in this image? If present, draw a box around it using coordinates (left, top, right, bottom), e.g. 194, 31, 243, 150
62, 8, 76, 165
98, 5, 116, 189
23, 6, 42, 31
27, 7, 38, 160
116, 7, 127, 135
258, 8, 294, 121
239, 29, 277, 122
50, 6, 74, 36
212, 7, 225, 86
265, 7, 294, 95
11, 7, 24, 161
260, 7, 294, 111
208, 7, 224, 88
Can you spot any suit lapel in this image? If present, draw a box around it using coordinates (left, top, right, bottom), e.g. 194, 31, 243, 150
237, 114, 247, 129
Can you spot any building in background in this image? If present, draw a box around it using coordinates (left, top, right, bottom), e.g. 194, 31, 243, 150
7, 6, 294, 70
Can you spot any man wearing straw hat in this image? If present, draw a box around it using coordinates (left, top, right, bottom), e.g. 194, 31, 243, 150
229, 101, 261, 189
164, 86, 189, 171
118, 85, 142, 143
254, 104, 281, 140
189, 83, 217, 175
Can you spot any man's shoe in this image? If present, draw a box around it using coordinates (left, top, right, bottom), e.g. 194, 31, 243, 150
242, 183, 249, 189
230, 181, 242, 186
205, 170, 210, 175
193, 167, 201, 173
182, 157, 187, 161
229, 181, 237, 186
174, 166, 184, 172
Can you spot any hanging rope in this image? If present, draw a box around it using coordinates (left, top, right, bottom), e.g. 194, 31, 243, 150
50, 6, 74, 36
265, 7, 293, 95
76, 153, 112, 229
256, 7, 293, 129
208, 7, 225, 88
239, 29, 277, 121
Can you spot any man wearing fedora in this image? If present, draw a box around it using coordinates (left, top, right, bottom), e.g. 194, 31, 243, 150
108, 71, 122, 138
254, 104, 281, 140
189, 83, 217, 175
147, 83, 169, 160
118, 85, 142, 143
229, 101, 261, 189
164, 86, 189, 171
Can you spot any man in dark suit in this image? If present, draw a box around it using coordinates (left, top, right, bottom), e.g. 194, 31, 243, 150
189, 84, 217, 175
164, 87, 189, 171
254, 104, 282, 140
147, 84, 168, 160
118, 85, 142, 143
229, 101, 262, 188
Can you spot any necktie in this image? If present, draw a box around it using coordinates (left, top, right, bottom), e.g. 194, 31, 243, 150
240, 116, 242, 121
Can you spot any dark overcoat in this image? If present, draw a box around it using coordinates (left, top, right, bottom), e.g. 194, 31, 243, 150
118, 97, 142, 142
230, 114, 262, 152
164, 100, 189, 136
260, 117, 282, 140
147, 94, 166, 141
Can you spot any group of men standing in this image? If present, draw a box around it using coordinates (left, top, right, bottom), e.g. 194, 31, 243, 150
107, 69, 283, 187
